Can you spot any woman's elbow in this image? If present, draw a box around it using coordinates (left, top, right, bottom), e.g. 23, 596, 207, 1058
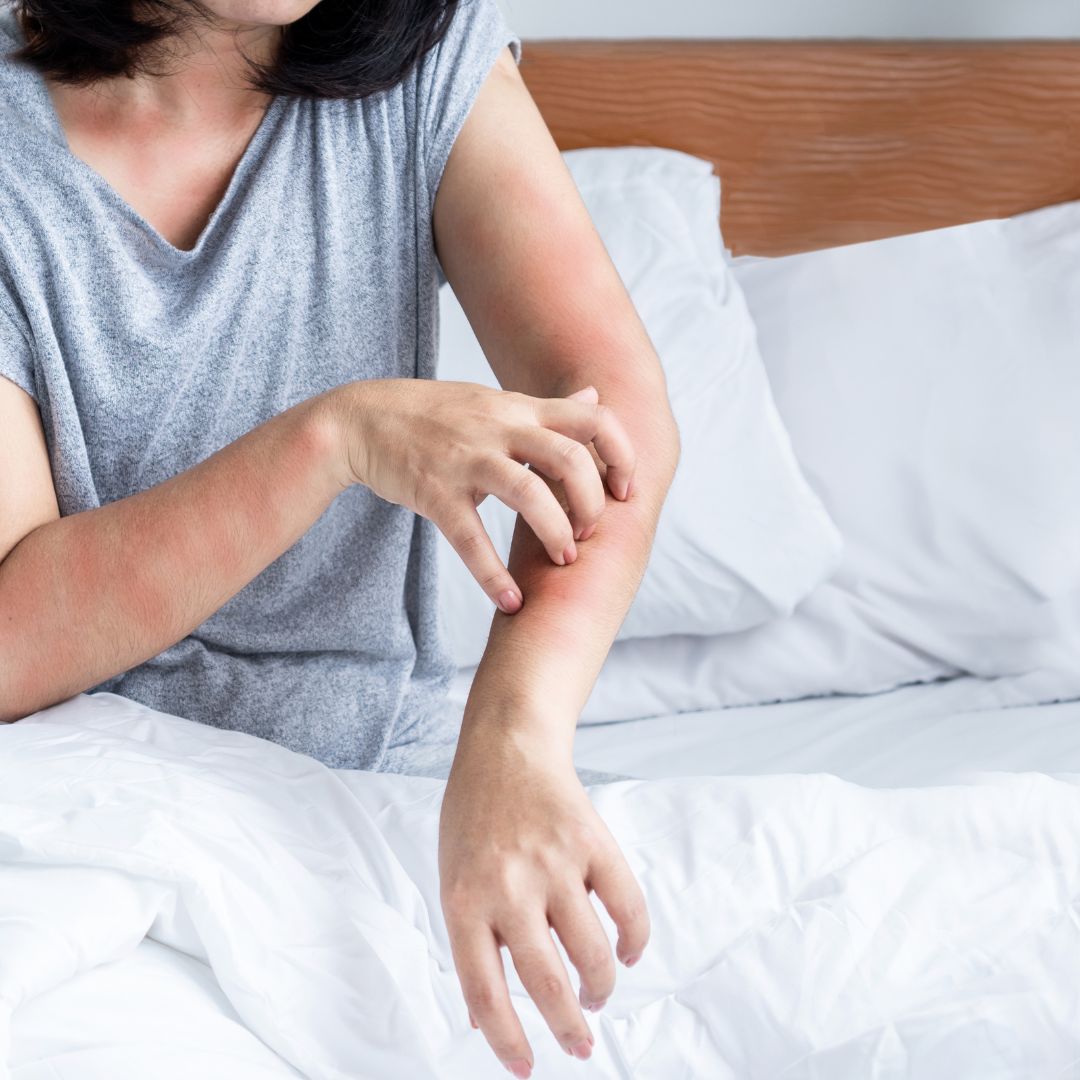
0, 688, 25, 724
0, 643, 35, 723
652, 403, 681, 485
0, 691, 25, 724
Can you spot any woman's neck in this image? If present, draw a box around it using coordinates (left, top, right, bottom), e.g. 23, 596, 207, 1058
57, 18, 280, 131
44, 18, 283, 251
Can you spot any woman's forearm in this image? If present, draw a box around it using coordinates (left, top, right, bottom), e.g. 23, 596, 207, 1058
461, 386, 680, 750
0, 395, 344, 721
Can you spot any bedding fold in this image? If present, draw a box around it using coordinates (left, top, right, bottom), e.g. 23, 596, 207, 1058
2, 692, 1080, 1079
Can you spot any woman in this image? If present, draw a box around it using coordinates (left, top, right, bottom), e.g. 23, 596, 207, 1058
0, 0, 679, 1074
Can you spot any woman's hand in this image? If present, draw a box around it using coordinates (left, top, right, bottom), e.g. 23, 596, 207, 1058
439, 723, 650, 1077
326, 379, 635, 613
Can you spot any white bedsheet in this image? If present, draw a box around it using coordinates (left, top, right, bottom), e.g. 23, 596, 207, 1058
574, 676, 1080, 786
4, 691, 1080, 1079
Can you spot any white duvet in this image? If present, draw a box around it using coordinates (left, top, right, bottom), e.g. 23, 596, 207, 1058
2, 693, 1080, 1079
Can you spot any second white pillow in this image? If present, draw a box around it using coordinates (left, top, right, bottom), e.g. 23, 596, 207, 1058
579, 198, 1080, 723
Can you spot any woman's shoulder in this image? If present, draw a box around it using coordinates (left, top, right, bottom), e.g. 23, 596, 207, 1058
305, 0, 515, 155
0, 2, 17, 43
0, 5, 63, 154
328, 0, 517, 114
0, 22, 68, 268
414, 0, 520, 92
0, 4, 28, 79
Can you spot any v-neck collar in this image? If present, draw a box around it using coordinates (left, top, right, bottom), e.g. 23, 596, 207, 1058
40, 86, 284, 260
1, 0, 286, 264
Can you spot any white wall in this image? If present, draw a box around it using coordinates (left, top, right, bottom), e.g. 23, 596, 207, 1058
496, 0, 1080, 40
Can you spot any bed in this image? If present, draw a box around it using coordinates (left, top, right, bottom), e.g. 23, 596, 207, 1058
4, 39, 1080, 1080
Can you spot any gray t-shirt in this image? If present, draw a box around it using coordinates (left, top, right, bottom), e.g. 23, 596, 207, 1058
0, 0, 519, 770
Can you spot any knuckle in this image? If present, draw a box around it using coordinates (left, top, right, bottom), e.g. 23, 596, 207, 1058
489, 1033, 528, 1063
495, 389, 529, 418
450, 525, 483, 556
560, 438, 591, 472
580, 941, 615, 978
444, 518, 475, 548
475, 453, 506, 489
559, 1024, 590, 1047
477, 569, 508, 595
531, 971, 566, 1003
492, 1039, 527, 1063
489, 863, 527, 903
508, 467, 541, 504
464, 984, 499, 1016
563, 816, 598, 853
412, 472, 440, 515
441, 884, 474, 921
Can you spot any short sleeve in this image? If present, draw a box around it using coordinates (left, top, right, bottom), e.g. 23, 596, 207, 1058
0, 294, 35, 402
414, 0, 521, 213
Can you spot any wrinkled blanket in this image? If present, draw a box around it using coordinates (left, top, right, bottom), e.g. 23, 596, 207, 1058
2, 692, 1079, 1079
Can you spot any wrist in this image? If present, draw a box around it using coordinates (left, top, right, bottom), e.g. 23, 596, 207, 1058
459, 679, 577, 767
275, 392, 349, 503
306, 382, 370, 492
457, 719, 576, 776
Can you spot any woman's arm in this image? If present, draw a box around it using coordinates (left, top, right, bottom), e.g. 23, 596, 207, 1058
433, 51, 680, 1075
0, 371, 623, 721
0, 377, 346, 720
435, 50, 679, 716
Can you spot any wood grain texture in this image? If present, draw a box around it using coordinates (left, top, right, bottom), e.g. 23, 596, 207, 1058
520, 41, 1080, 255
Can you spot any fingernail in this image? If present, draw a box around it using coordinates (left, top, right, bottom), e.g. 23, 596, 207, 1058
579, 523, 596, 541
563, 544, 577, 565
504, 1060, 531, 1079
624, 953, 641, 967
623, 478, 634, 500
569, 1040, 593, 1060
579, 987, 607, 1012
468, 1011, 478, 1030
497, 590, 522, 614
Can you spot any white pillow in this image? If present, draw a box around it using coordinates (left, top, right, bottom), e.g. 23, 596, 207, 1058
578, 199, 1080, 722
436, 147, 842, 669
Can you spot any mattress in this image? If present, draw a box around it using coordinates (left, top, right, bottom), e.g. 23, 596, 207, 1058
573, 676, 1080, 787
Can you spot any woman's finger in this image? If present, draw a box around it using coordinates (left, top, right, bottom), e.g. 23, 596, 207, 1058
566, 385, 599, 405
449, 918, 534, 1078
509, 428, 606, 541
437, 505, 523, 614
588, 840, 651, 967
548, 888, 617, 1012
538, 397, 637, 501
502, 919, 595, 1060
483, 458, 577, 567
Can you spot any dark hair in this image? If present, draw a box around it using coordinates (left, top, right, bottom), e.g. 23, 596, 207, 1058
13, 0, 460, 99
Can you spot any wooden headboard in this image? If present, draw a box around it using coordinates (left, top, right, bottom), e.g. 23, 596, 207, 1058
520, 41, 1080, 256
